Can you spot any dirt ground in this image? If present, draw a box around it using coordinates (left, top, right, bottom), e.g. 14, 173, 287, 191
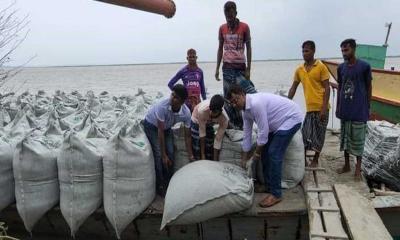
317, 129, 371, 198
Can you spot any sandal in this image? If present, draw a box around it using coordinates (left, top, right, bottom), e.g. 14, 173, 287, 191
258, 195, 282, 208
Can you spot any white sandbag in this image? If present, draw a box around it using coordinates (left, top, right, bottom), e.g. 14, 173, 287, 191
0, 107, 11, 127
103, 122, 155, 239
219, 129, 262, 183
58, 127, 106, 236
281, 131, 305, 189
161, 160, 254, 229
220, 130, 304, 189
0, 138, 14, 212
172, 123, 189, 172
13, 135, 61, 232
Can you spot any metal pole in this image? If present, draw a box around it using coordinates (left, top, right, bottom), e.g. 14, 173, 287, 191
95, 0, 176, 18
383, 22, 392, 47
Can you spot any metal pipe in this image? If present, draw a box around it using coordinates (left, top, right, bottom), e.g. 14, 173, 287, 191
95, 0, 176, 18
383, 22, 392, 47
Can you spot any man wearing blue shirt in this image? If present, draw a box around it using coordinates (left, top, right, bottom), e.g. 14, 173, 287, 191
143, 84, 194, 196
336, 39, 372, 180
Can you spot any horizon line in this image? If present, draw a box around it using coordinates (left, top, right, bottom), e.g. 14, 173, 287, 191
5, 55, 400, 68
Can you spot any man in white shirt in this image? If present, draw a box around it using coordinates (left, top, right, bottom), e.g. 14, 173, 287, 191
227, 85, 303, 207
191, 95, 229, 161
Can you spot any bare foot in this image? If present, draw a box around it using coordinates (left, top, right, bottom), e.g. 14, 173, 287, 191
259, 195, 282, 208
336, 165, 351, 174
354, 171, 362, 181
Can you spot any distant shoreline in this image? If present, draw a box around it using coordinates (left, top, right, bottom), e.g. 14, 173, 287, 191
6, 55, 400, 68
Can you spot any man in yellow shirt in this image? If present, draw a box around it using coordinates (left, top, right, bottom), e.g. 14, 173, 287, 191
288, 40, 330, 167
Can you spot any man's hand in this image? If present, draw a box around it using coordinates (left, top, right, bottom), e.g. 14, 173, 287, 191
241, 158, 249, 169
244, 68, 251, 80
162, 154, 172, 169
189, 155, 195, 162
319, 108, 328, 121
215, 70, 221, 81
252, 151, 261, 161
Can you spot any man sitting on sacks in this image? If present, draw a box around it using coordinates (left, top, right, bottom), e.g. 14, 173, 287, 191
190, 94, 229, 161
226, 85, 303, 207
142, 84, 194, 197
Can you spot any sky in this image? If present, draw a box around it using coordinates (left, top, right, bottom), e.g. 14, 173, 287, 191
3, 0, 400, 67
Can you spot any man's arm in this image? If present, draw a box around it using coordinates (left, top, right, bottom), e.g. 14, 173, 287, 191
241, 113, 254, 167
167, 70, 182, 90
199, 121, 206, 159
368, 83, 372, 106
288, 81, 300, 99
157, 120, 171, 167
320, 79, 330, 120
366, 65, 373, 107
335, 67, 342, 118
252, 103, 269, 161
184, 126, 195, 161
215, 40, 224, 81
213, 115, 229, 161
245, 41, 252, 80
200, 71, 207, 100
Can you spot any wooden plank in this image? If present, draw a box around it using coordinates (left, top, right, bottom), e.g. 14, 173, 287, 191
311, 206, 340, 212
302, 171, 325, 240
316, 171, 349, 240
334, 184, 393, 240
266, 216, 300, 240
373, 195, 400, 209
310, 231, 349, 239
243, 186, 307, 216
230, 217, 265, 240
168, 224, 200, 240
201, 218, 230, 240
305, 167, 326, 172
306, 187, 333, 193
135, 217, 169, 240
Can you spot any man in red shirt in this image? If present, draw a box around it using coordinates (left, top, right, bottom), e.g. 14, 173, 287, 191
215, 1, 256, 129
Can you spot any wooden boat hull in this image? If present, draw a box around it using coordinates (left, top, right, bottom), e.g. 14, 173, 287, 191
322, 60, 400, 123
95, 0, 176, 18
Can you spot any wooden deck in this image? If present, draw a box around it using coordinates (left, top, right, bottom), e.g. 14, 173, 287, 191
0, 187, 308, 240
1, 130, 399, 239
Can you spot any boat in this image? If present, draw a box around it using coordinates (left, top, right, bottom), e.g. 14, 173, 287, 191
322, 23, 400, 124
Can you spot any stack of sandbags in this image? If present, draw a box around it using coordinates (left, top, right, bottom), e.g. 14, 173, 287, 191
0, 89, 162, 235
13, 132, 62, 232
0, 137, 14, 212
161, 160, 254, 229
362, 121, 400, 191
0, 106, 37, 213
103, 121, 155, 238
58, 118, 106, 237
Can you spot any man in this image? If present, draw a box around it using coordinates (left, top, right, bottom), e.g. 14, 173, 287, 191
336, 39, 372, 179
227, 85, 303, 207
143, 84, 194, 196
215, 1, 256, 129
288, 40, 330, 167
191, 94, 228, 161
168, 48, 206, 112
